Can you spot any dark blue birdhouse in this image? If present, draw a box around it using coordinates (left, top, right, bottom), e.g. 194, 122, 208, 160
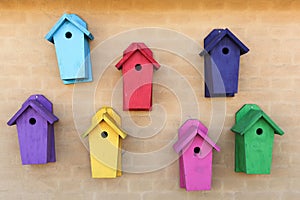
200, 28, 249, 97
45, 13, 94, 84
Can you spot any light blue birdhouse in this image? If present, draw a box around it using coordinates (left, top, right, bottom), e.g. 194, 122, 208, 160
45, 13, 94, 84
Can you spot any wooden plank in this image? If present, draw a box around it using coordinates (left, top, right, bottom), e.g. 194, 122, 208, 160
17, 109, 48, 164
89, 122, 119, 178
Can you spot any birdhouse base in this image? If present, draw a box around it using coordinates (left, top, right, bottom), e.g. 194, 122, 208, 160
90, 155, 122, 178
62, 58, 93, 84
62, 76, 92, 84
205, 93, 235, 98
235, 168, 271, 175
123, 106, 152, 111
205, 86, 236, 97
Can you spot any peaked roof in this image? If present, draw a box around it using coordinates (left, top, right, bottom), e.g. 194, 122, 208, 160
7, 96, 59, 126
231, 104, 284, 135
45, 13, 94, 43
26, 94, 53, 111
115, 42, 160, 70
82, 107, 127, 139
200, 28, 249, 56
173, 119, 220, 154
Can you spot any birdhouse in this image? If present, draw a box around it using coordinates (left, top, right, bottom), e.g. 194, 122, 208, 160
115, 42, 160, 110
173, 119, 220, 191
82, 107, 127, 178
45, 13, 94, 84
7, 95, 59, 165
231, 104, 284, 174
200, 28, 249, 97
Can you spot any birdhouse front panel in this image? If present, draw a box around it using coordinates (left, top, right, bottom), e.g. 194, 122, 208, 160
181, 135, 213, 191
243, 119, 275, 174
26, 95, 56, 163
53, 22, 87, 80
122, 51, 154, 110
89, 121, 120, 178
16, 108, 49, 165
208, 37, 241, 96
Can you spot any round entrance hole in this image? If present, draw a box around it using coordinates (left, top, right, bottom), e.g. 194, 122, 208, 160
101, 131, 108, 138
222, 47, 229, 55
256, 128, 263, 135
65, 31, 72, 39
29, 118, 36, 125
194, 147, 201, 154
135, 64, 142, 71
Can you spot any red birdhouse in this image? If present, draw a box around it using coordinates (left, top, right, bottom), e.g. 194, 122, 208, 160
115, 43, 160, 110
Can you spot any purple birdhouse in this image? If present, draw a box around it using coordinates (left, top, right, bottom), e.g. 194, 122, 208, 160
7, 95, 59, 165
200, 28, 249, 97
173, 119, 220, 191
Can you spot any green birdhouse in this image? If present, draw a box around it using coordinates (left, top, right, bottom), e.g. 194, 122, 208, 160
231, 104, 284, 174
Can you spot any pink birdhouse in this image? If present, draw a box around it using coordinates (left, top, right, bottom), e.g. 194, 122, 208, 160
115, 42, 160, 111
173, 119, 220, 191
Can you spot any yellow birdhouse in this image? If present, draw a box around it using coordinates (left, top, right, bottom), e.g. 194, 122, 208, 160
82, 107, 127, 178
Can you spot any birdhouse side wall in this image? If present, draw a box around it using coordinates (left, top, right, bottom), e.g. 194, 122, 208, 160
244, 118, 275, 174
88, 122, 120, 178
182, 136, 213, 191
16, 108, 48, 165
179, 155, 186, 188
122, 51, 154, 110
83, 37, 92, 80
235, 133, 246, 172
208, 37, 241, 96
204, 54, 214, 97
117, 138, 123, 177
47, 124, 56, 162
53, 22, 86, 80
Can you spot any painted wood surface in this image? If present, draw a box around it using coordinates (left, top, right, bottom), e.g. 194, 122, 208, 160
7, 95, 59, 165
200, 28, 249, 97
115, 43, 160, 110
82, 107, 127, 178
45, 13, 94, 84
173, 119, 220, 191
231, 104, 284, 174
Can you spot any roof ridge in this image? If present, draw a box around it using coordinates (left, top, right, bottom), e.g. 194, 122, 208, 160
231, 107, 284, 135
115, 43, 160, 70
173, 120, 220, 153
200, 28, 249, 56
82, 108, 127, 138
45, 13, 94, 43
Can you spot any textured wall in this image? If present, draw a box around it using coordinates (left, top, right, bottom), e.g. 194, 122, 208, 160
1, 0, 300, 199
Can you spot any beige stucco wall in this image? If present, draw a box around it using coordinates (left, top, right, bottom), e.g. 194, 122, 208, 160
1, 0, 299, 199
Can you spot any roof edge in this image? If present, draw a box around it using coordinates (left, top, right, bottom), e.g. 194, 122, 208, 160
115, 46, 160, 70
45, 13, 94, 43
201, 28, 249, 55
7, 100, 59, 126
